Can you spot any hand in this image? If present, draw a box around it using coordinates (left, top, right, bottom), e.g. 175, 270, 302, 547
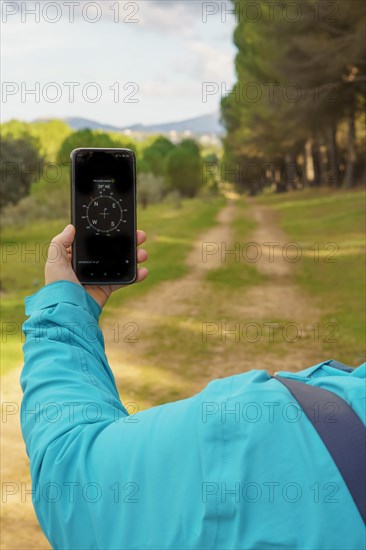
45, 224, 149, 309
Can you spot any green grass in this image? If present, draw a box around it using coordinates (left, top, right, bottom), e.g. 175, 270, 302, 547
0, 196, 225, 375
256, 188, 366, 364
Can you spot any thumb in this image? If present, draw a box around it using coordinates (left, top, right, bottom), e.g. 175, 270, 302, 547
48, 225, 75, 262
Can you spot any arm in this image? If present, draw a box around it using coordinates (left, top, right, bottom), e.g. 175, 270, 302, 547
21, 283, 211, 550
20, 224, 150, 548
20, 280, 128, 466
22, 224, 149, 453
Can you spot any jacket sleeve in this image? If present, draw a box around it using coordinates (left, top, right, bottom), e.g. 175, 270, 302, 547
20, 280, 211, 550
20, 281, 130, 547
21, 280, 129, 452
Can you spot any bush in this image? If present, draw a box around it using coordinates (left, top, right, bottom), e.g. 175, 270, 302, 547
142, 136, 176, 176
163, 190, 182, 209
137, 173, 164, 209
0, 178, 70, 229
1, 136, 44, 210
166, 139, 203, 198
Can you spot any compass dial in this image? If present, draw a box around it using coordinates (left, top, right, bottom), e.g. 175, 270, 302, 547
85, 195, 125, 233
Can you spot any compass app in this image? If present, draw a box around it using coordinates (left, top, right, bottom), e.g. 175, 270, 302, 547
71, 149, 137, 285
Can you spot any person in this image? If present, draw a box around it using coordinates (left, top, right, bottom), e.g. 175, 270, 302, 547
20, 224, 365, 550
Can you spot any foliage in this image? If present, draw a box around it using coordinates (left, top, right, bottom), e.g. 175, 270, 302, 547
142, 136, 176, 177
137, 173, 164, 208
202, 151, 220, 193
1, 119, 72, 161
221, 0, 366, 193
166, 139, 203, 197
0, 136, 44, 210
57, 129, 121, 164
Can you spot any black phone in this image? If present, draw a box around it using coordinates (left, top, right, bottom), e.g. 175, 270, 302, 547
70, 148, 137, 286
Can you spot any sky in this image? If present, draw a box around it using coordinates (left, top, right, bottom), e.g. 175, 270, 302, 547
1, 0, 237, 126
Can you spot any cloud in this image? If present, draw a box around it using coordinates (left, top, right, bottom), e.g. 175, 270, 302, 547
174, 40, 235, 82
1, 1, 200, 25
137, 1, 198, 37
143, 79, 199, 98
1, 1, 221, 38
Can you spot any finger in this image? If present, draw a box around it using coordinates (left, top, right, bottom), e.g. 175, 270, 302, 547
48, 225, 75, 262
52, 224, 75, 247
137, 249, 148, 264
137, 230, 147, 246
136, 267, 149, 283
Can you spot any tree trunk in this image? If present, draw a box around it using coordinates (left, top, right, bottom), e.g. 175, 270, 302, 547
361, 158, 366, 188
302, 141, 311, 188
310, 140, 320, 187
317, 133, 328, 186
345, 112, 356, 188
327, 124, 339, 187
266, 163, 275, 188
275, 161, 288, 193
285, 152, 300, 190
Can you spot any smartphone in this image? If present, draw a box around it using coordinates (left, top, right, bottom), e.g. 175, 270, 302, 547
71, 148, 137, 285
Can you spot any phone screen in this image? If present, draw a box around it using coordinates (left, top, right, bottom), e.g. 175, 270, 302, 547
71, 148, 137, 285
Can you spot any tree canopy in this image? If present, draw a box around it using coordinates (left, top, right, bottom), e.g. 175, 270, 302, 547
1, 135, 44, 210
166, 139, 203, 197
221, 0, 366, 193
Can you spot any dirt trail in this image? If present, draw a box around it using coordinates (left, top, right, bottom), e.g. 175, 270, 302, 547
228, 201, 323, 373
1, 367, 49, 549
105, 199, 323, 380
1, 199, 324, 549
115, 202, 236, 320
241, 202, 321, 322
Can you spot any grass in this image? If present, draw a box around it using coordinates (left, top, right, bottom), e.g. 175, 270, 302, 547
0, 196, 225, 375
256, 187, 366, 365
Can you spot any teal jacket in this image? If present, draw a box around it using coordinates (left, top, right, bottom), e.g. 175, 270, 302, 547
20, 280, 366, 549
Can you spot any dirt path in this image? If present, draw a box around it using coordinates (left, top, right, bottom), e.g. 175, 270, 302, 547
230, 201, 323, 372
1, 368, 50, 549
239, 202, 321, 332
107, 202, 236, 336
1, 199, 324, 549
105, 199, 324, 392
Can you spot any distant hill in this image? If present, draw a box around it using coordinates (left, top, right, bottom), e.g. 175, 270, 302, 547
63, 113, 224, 135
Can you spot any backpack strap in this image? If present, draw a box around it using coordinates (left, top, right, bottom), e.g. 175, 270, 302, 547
274, 375, 366, 525
326, 359, 355, 373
